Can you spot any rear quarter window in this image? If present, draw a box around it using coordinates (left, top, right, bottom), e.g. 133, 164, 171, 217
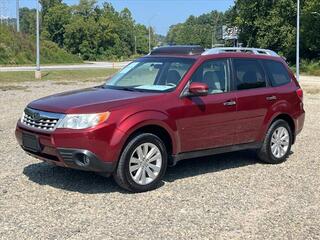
263, 60, 291, 87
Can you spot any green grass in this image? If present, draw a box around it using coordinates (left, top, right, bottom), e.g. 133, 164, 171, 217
300, 60, 320, 76
291, 60, 320, 76
0, 69, 118, 83
0, 25, 82, 65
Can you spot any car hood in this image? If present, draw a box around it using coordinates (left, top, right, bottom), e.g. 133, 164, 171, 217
28, 86, 161, 114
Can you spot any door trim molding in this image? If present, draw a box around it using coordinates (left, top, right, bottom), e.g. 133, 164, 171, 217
171, 141, 262, 166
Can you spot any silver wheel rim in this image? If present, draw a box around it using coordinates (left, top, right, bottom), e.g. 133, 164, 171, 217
270, 127, 290, 158
129, 143, 162, 185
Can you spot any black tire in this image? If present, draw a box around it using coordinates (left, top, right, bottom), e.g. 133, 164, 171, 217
113, 133, 168, 192
258, 119, 293, 164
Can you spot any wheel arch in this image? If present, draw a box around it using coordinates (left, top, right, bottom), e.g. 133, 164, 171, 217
119, 124, 175, 166
127, 125, 173, 152
116, 109, 179, 165
269, 113, 296, 144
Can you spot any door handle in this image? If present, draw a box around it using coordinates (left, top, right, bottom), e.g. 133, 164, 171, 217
266, 96, 277, 101
223, 100, 236, 106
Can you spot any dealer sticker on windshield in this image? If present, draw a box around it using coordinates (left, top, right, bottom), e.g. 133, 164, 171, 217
134, 85, 174, 91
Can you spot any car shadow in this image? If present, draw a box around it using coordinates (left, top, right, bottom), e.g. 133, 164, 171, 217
23, 150, 263, 194
165, 150, 259, 182
23, 163, 127, 194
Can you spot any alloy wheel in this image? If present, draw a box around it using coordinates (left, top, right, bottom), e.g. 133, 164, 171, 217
270, 126, 290, 158
129, 143, 162, 185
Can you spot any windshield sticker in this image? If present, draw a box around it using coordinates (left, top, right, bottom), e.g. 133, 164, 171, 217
134, 85, 174, 91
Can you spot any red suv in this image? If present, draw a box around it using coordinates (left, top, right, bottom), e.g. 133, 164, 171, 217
15, 46, 305, 192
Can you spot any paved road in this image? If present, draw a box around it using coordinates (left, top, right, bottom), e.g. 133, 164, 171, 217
0, 61, 130, 72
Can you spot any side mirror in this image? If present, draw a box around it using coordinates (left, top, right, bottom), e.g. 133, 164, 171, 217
188, 82, 209, 96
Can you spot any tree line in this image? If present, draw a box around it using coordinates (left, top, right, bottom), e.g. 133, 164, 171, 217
13, 0, 320, 63
19, 0, 156, 60
166, 0, 320, 63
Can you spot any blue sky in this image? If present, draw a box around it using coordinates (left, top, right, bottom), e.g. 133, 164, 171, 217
7, 0, 234, 35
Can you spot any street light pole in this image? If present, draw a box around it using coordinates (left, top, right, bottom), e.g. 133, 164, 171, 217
296, 0, 300, 82
149, 26, 151, 53
134, 35, 137, 55
35, 0, 41, 79
16, 0, 19, 32
148, 14, 156, 53
212, 29, 214, 48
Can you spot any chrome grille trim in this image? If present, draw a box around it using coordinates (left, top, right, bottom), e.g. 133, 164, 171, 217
21, 108, 65, 132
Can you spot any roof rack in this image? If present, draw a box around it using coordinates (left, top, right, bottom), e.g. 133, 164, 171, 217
202, 47, 279, 57
150, 45, 205, 56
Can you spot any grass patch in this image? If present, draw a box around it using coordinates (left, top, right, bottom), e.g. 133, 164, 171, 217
0, 85, 28, 91
0, 25, 82, 65
0, 69, 118, 83
300, 60, 320, 76
292, 60, 320, 76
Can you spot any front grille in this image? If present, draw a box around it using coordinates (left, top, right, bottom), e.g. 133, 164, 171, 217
21, 108, 64, 132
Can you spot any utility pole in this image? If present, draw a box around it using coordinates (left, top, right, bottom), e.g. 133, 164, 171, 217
212, 29, 214, 48
148, 26, 151, 53
148, 14, 156, 53
16, 0, 20, 32
35, 0, 41, 79
134, 36, 137, 55
296, 0, 300, 82
4, 0, 8, 26
0, 0, 2, 25
0, 0, 9, 26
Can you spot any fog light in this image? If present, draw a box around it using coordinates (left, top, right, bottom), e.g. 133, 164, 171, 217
75, 154, 90, 167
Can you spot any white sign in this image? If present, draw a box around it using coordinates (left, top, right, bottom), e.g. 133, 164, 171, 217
222, 26, 239, 40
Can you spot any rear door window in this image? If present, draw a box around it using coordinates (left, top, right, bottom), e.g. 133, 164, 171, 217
233, 59, 267, 90
263, 60, 291, 87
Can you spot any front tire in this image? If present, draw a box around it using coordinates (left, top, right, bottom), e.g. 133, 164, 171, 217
258, 119, 293, 164
113, 133, 168, 192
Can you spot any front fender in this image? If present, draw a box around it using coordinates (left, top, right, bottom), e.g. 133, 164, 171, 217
116, 110, 180, 154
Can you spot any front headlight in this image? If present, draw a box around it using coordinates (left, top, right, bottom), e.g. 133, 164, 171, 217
20, 111, 25, 123
57, 112, 110, 129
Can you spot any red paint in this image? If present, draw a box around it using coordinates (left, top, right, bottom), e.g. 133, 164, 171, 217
189, 82, 209, 95
15, 52, 305, 171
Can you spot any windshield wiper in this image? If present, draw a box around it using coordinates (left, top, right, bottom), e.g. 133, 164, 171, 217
103, 85, 161, 93
103, 85, 138, 92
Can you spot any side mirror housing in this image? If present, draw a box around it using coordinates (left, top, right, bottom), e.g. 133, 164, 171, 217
188, 82, 209, 96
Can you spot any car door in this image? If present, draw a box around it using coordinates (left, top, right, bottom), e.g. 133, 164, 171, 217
175, 58, 237, 152
232, 58, 276, 144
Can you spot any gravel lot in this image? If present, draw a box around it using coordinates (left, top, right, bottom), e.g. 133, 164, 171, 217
0, 77, 319, 240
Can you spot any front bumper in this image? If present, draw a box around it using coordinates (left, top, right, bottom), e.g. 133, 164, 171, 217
15, 122, 121, 173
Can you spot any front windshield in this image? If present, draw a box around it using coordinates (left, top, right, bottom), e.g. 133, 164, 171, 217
104, 57, 195, 92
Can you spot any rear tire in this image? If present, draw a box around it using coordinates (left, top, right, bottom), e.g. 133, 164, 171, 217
113, 133, 168, 192
258, 119, 292, 164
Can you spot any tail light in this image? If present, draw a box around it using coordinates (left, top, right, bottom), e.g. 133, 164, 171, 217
296, 88, 303, 101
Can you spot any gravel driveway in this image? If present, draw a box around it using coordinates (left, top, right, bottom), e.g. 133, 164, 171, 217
0, 77, 319, 240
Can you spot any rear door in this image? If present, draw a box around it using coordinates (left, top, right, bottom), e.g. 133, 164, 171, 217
176, 58, 237, 152
232, 58, 276, 144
